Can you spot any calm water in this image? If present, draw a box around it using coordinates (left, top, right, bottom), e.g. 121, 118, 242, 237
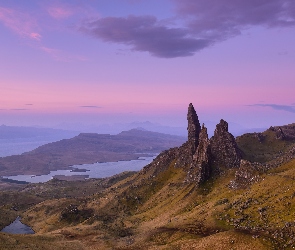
1, 217, 34, 234
2, 156, 156, 183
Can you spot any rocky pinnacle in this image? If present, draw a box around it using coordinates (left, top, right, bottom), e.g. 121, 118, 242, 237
187, 103, 201, 154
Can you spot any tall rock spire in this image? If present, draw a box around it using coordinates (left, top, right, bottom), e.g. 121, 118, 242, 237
187, 103, 201, 154
187, 124, 211, 185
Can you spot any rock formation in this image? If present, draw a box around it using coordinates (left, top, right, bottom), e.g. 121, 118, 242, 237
275, 127, 286, 140
145, 103, 244, 187
187, 103, 201, 154
210, 119, 242, 172
187, 124, 211, 184
269, 125, 295, 140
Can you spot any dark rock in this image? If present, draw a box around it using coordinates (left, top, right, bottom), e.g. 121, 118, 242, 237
186, 124, 211, 185
210, 119, 242, 172
271, 124, 295, 140
275, 127, 286, 140
187, 103, 201, 154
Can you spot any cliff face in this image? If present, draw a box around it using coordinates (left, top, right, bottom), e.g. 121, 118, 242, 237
187, 124, 211, 184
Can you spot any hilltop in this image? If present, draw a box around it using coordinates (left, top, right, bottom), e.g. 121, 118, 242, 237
1, 103, 295, 249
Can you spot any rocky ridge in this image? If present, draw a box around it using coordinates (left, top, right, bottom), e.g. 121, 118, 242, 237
179, 104, 295, 188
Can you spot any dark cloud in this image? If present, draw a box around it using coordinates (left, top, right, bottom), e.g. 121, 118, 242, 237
174, 0, 295, 39
80, 0, 295, 58
25, 104, 33, 106
80, 15, 212, 58
250, 104, 295, 113
79, 105, 102, 108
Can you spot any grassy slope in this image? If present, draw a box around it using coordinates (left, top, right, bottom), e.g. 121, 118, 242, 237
236, 129, 295, 163
8, 165, 266, 248
2, 142, 295, 249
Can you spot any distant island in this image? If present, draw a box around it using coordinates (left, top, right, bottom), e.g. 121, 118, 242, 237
0, 129, 185, 176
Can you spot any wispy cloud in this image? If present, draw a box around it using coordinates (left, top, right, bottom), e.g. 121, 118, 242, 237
0, 7, 41, 41
0, 5, 89, 61
250, 104, 295, 113
80, 0, 295, 58
10, 108, 29, 111
30, 32, 42, 41
79, 105, 102, 108
47, 6, 74, 20
40, 46, 87, 62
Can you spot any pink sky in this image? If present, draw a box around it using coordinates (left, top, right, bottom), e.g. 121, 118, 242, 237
0, 0, 295, 130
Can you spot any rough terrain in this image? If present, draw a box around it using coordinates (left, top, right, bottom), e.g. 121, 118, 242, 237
1, 103, 295, 249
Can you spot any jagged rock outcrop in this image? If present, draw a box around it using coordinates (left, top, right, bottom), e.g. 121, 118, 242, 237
210, 119, 242, 172
187, 124, 211, 184
144, 104, 244, 187
230, 160, 261, 189
269, 126, 286, 140
269, 125, 295, 140
187, 103, 201, 154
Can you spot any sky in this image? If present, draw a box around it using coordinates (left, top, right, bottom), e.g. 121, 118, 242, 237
0, 0, 295, 131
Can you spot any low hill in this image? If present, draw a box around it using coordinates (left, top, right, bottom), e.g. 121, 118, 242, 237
0, 129, 185, 176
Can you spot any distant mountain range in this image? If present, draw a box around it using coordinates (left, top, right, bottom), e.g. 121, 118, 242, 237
0, 122, 266, 158
53, 120, 266, 137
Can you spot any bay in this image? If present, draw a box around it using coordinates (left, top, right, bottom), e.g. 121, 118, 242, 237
2, 155, 156, 183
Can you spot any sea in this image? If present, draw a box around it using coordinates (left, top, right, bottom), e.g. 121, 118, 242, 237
0, 138, 156, 183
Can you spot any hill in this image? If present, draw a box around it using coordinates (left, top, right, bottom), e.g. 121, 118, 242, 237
236, 124, 295, 164
1, 103, 295, 249
0, 129, 185, 176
